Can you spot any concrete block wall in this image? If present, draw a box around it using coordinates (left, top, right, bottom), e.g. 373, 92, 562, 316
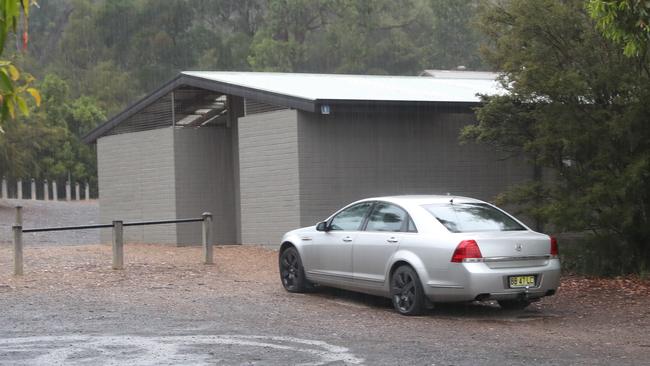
96, 104, 534, 247
238, 109, 301, 245
173, 126, 237, 245
297, 108, 533, 227
97, 127, 178, 244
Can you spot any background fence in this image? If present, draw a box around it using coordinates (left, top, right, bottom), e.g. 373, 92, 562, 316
1, 178, 93, 201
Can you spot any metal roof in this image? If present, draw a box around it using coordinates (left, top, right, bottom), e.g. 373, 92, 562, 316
183, 71, 501, 103
83, 71, 503, 144
419, 69, 498, 80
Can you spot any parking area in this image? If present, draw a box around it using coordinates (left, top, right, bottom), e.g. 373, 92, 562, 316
0, 200, 100, 246
0, 243, 649, 365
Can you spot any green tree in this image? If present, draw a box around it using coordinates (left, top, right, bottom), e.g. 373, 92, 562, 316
588, 0, 650, 57
186, 1, 264, 71
0, 113, 66, 179
0, 0, 40, 129
326, 0, 431, 74
37, 74, 103, 184
1, 0, 491, 192
463, 0, 650, 274
426, 0, 485, 70
249, 0, 335, 72
248, 0, 444, 75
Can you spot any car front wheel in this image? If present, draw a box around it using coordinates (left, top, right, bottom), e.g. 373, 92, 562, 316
390, 265, 425, 316
279, 246, 309, 293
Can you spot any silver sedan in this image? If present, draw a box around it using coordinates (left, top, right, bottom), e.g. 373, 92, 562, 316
278, 195, 561, 315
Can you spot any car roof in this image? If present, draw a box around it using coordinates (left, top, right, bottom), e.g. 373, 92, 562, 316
359, 195, 486, 206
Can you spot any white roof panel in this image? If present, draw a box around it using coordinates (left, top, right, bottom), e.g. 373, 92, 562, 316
182, 71, 503, 103
420, 69, 498, 80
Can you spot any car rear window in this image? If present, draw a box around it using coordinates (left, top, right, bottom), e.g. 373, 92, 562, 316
422, 203, 526, 233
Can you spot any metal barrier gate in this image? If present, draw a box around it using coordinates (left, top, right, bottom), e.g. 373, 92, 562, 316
10, 206, 214, 275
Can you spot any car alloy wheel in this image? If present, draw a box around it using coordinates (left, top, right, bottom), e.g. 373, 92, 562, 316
391, 265, 424, 315
279, 247, 307, 292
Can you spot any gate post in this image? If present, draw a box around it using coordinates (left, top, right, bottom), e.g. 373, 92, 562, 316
112, 220, 124, 270
52, 181, 58, 201
43, 180, 49, 200
202, 212, 213, 265
31, 179, 36, 200
17, 179, 22, 199
14, 205, 23, 275
65, 181, 71, 201
15, 205, 22, 226
13, 225, 23, 276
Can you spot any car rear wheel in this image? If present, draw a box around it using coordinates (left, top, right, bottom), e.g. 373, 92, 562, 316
498, 299, 531, 310
279, 246, 309, 293
390, 265, 425, 316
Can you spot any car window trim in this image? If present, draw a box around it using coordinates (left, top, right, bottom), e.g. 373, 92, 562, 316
358, 201, 377, 231
328, 201, 374, 232
361, 201, 412, 233
407, 216, 418, 233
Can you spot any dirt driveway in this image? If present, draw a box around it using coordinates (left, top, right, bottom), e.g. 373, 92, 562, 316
0, 244, 649, 365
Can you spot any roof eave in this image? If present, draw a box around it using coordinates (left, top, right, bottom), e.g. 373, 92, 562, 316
82, 73, 319, 144
315, 99, 480, 108
82, 74, 184, 144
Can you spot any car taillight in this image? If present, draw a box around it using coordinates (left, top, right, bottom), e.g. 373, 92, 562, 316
550, 236, 559, 257
451, 240, 483, 263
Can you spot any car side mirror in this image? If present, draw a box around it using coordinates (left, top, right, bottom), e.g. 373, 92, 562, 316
316, 221, 329, 232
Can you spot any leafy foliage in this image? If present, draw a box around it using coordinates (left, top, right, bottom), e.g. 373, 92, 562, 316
1, 74, 102, 188
588, 0, 650, 57
247, 0, 483, 74
0, 0, 40, 129
463, 0, 650, 274
1, 0, 486, 184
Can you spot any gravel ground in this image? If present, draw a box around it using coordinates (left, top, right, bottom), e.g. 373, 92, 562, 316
0, 244, 649, 365
0, 199, 100, 245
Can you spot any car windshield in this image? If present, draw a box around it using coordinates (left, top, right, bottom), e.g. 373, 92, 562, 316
422, 202, 526, 233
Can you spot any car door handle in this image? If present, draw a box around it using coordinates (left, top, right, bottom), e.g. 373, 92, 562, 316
387, 237, 398, 243
342, 236, 353, 243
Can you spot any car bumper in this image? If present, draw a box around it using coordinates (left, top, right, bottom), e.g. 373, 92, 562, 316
423, 259, 561, 303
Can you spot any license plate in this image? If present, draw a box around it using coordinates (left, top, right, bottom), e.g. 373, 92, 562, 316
509, 275, 536, 288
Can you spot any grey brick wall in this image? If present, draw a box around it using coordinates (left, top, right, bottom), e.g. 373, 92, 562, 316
238, 109, 300, 245
297, 108, 533, 227
173, 126, 237, 245
97, 127, 178, 244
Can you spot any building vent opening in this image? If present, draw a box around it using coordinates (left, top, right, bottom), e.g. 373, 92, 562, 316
244, 98, 287, 116
107, 87, 229, 136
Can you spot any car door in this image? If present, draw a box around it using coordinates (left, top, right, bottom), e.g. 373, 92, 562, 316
352, 202, 409, 288
304, 202, 373, 285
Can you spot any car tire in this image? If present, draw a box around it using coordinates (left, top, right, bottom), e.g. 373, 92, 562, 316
498, 299, 531, 310
390, 265, 425, 316
279, 246, 310, 293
